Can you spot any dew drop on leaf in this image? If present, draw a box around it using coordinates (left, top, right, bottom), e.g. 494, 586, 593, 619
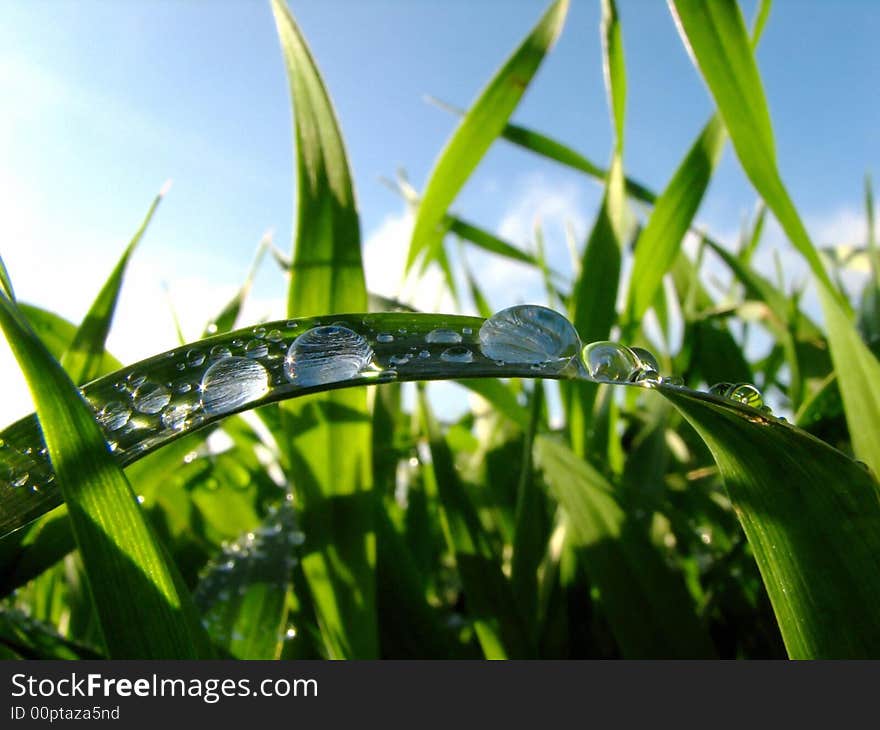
284, 325, 374, 386
200, 357, 270, 416
479, 305, 579, 366
582, 341, 641, 383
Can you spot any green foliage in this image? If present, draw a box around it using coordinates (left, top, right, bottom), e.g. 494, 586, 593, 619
1, 0, 878, 661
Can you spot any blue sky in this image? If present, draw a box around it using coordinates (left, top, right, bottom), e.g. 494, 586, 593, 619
0, 0, 877, 423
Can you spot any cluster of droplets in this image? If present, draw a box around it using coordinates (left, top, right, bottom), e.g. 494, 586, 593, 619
195, 498, 303, 648
0, 305, 778, 510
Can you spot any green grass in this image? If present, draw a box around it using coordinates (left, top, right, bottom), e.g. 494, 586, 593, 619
0, 0, 878, 659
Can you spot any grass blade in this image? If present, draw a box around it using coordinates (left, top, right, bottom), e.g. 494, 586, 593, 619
0, 293, 209, 658
661, 384, 880, 657
407, 0, 569, 271
271, 0, 377, 658
62, 182, 169, 385
670, 0, 880, 474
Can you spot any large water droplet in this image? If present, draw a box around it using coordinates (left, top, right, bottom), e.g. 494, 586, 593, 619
284, 325, 373, 387
200, 357, 270, 416
440, 346, 474, 363
132, 383, 172, 414
97, 401, 131, 431
425, 328, 462, 345
582, 342, 641, 383
479, 305, 579, 366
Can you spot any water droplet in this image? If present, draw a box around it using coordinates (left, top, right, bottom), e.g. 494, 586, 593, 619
286, 319, 297, 329
173, 381, 192, 394
389, 353, 411, 365
284, 326, 373, 386
209, 345, 232, 360
708, 382, 734, 397
440, 346, 474, 363
479, 305, 579, 367
425, 328, 462, 345
462, 327, 473, 335
132, 383, 171, 414
266, 329, 283, 343
630, 346, 661, 383
161, 403, 191, 431
97, 401, 131, 431
418, 350, 431, 359
244, 339, 269, 359
582, 342, 641, 383
253, 326, 266, 339
186, 349, 205, 368
127, 371, 147, 389
200, 357, 269, 416
377, 333, 394, 344
11, 472, 28, 488
206, 323, 218, 335
727, 383, 764, 409
175, 362, 186, 371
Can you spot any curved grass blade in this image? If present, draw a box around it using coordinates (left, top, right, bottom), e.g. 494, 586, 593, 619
0, 293, 209, 659
272, 0, 376, 658
670, 0, 880, 474
406, 0, 569, 271
62, 182, 169, 385
660, 384, 880, 658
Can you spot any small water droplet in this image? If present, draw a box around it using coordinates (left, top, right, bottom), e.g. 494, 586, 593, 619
127, 371, 147, 389
630, 346, 662, 383
253, 326, 266, 339
231, 338, 245, 348
284, 325, 373, 386
582, 342, 641, 383
440, 346, 474, 363
161, 403, 191, 431
209, 345, 232, 360
425, 328, 462, 344
245, 339, 269, 359
266, 329, 283, 343
173, 381, 192, 394
462, 327, 473, 335
377, 333, 394, 344
132, 383, 172, 414
708, 382, 734, 397
11, 472, 28, 488
389, 353, 411, 365
479, 305, 579, 367
418, 350, 431, 359
186, 349, 205, 367
200, 357, 270, 416
97, 401, 131, 431
286, 319, 298, 329
175, 362, 186, 371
